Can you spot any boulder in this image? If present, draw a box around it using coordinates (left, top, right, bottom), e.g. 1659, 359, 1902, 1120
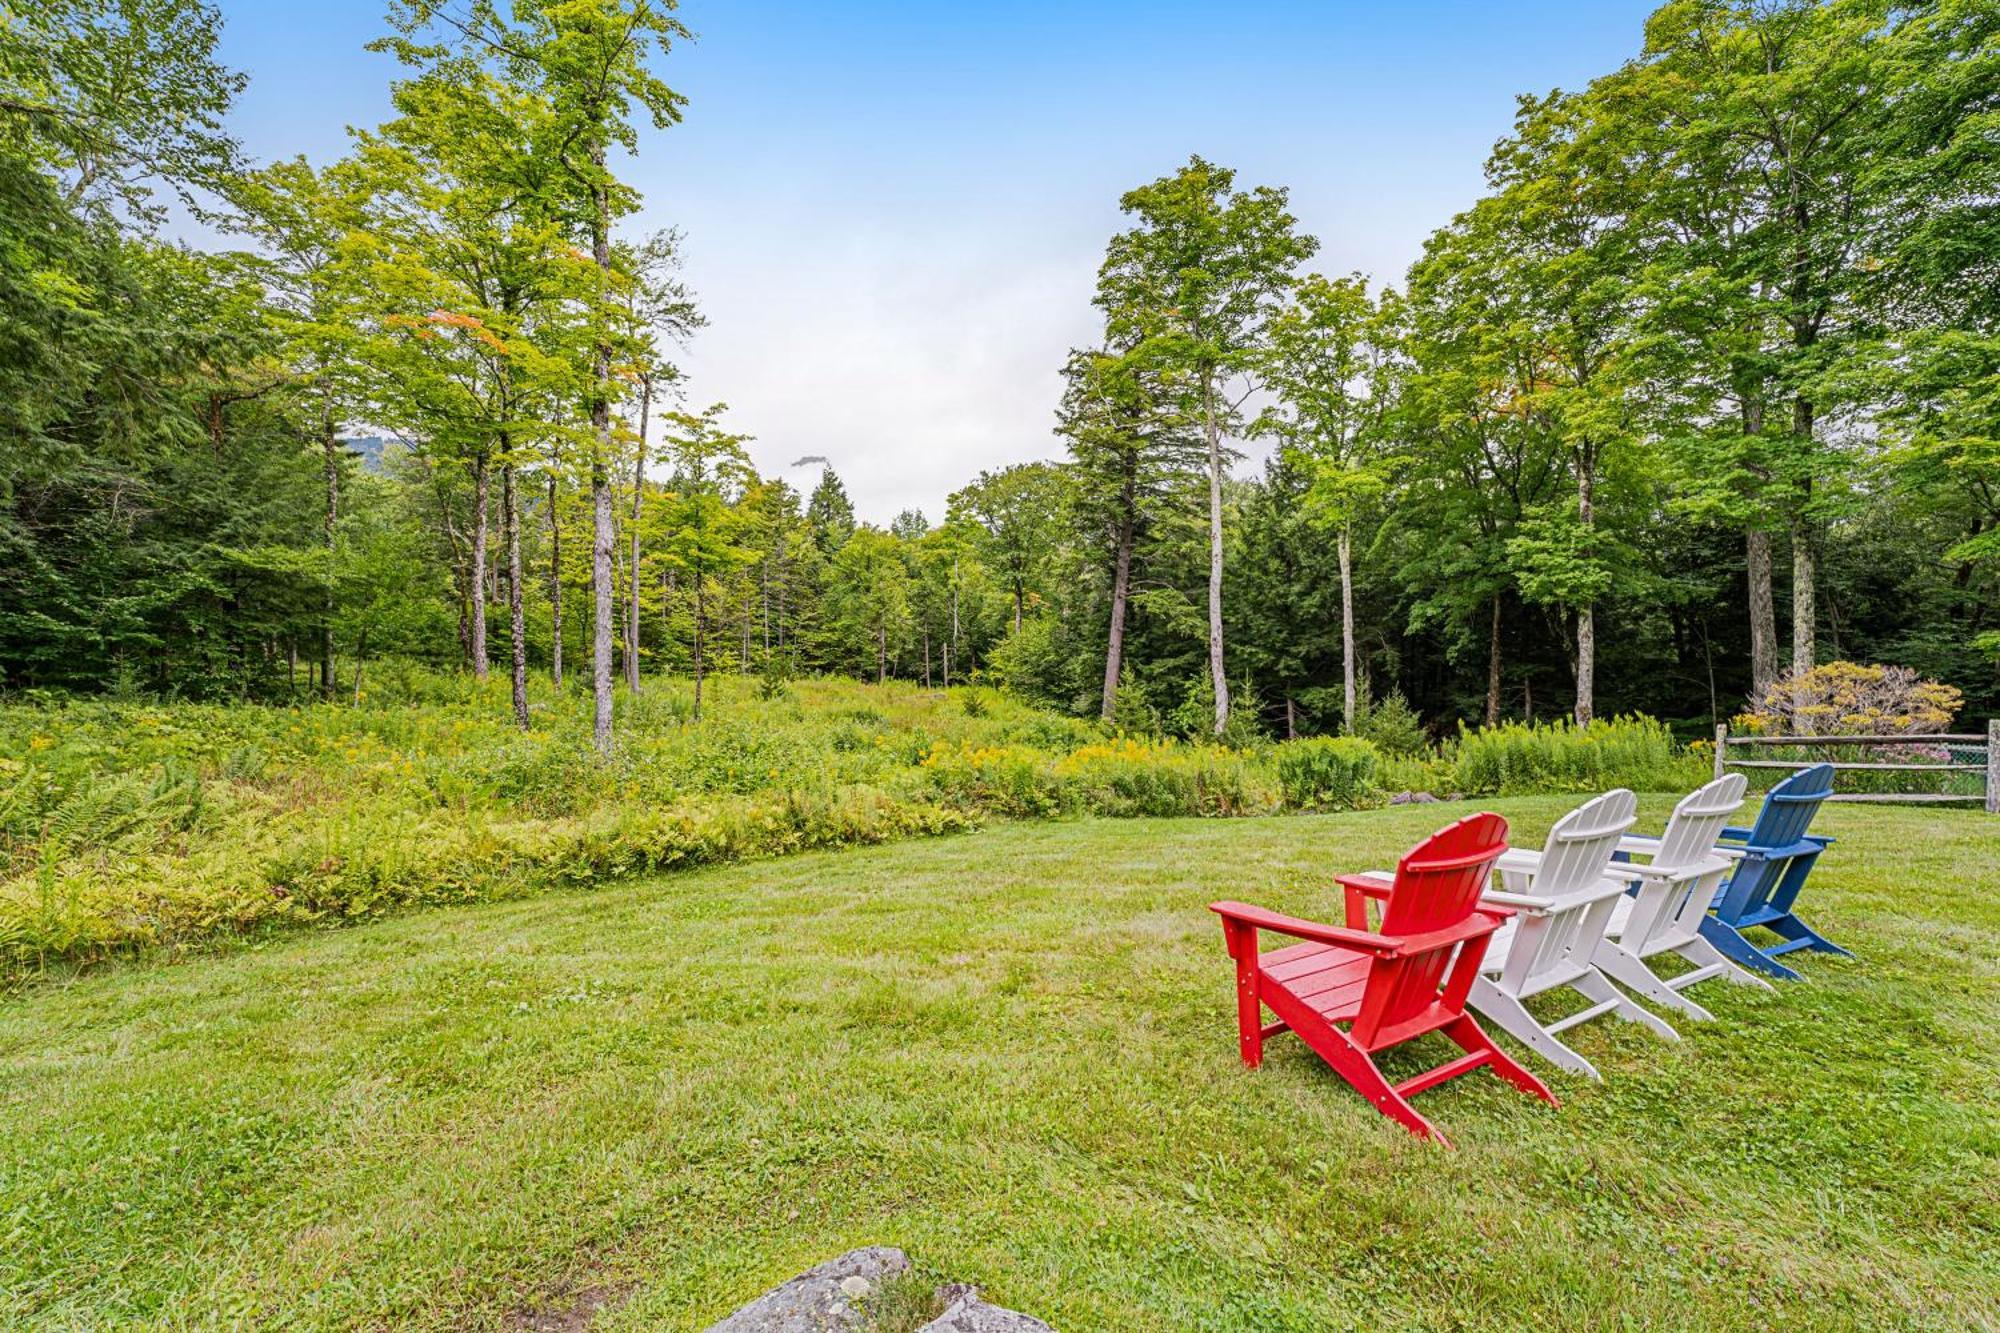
1388, 790, 1442, 805
704, 1247, 910, 1332
916, 1284, 1055, 1332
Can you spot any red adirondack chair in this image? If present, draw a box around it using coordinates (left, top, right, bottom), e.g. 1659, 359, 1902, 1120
1210, 812, 1557, 1145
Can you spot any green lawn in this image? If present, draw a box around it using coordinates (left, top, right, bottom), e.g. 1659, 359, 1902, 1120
2, 798, 1995, 1330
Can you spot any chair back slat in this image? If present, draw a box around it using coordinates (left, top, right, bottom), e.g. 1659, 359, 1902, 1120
1359, 812, 1509, 1040
1653, 774, 1748, 869
1746, 764, 1833, 849
1498, 791, 1633, 991
1532, 789, 1638, 897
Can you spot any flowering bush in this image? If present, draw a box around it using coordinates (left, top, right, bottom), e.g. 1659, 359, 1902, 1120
1737, 662, 1963, 736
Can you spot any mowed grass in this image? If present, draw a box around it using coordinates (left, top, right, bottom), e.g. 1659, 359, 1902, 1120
2, 798, 1995, 1330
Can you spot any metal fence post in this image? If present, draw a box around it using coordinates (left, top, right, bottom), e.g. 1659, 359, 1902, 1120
1987, 719, 1998, 816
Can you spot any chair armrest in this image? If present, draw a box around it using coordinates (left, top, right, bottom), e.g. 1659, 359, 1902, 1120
1718, 826, 1754, 842
1620, 834, 1744, 862
1338, 873, 1393, 930
1481, 888, 1555, 911
1337, 873, 1393, 898
1604, 857, 1734, 885
1210, 901, 1402, 956
1494, 848, 1543, 876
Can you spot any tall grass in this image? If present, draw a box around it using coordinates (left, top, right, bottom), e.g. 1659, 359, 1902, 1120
1, 668, 1717, 978
1449, 715, 1707, 796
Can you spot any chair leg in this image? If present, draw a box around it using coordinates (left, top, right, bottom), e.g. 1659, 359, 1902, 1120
1594, 940, 1713, 1020
1299, 1019, 1447, 1144
1575, 968, 1678, 1042
1442, 1013, 1558, 1106
1698, 917, 1803, 982
1231, 951, 1264, 1068
1469, 977, 1601, 1079
1676, 934, 1775, 993
1769, 913, 1853, 959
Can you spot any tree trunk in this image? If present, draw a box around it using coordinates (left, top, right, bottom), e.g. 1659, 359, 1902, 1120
1573, 455, 1595, 728
1790, 511, 1815, 674
1747, 528, 1777, 701
470, 452, 490, 682
320, 400, 339, 700
1485, 593, 1503, 728
548, 472, 564, 688
922, 625, 932, 689
877, 624, 887, 684
1337, 524, 1356, 731
1203, 380, 1228, 735
503, 459, 529, 730
626, 374, 649, 694
588, 151, 615, 753
1101, 508, 1134, 722
1789, 399, 1816, 672
692, 576, 705, 722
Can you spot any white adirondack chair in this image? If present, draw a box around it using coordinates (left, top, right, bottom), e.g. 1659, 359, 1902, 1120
1468, 789, 1678, 1078
1596, 774, 1776, 1018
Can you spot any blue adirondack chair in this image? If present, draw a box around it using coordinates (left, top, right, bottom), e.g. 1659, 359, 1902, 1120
1700, 763, 1848, 981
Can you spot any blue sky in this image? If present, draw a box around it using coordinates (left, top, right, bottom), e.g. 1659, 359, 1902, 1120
212, 0, 1660, 521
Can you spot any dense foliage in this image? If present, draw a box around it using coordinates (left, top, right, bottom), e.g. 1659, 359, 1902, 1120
3, 0, 1996, 745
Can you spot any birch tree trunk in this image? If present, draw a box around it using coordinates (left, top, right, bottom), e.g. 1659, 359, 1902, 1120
1100, 510, 1134, 723
1203, 379, 1229, 735
547, 472, 564, 688
1337, 524, 1355, 730
588, 149, 615, 753
470, 452, 490, 682
626, 373, 649, 694
503, 457, 529, 730
320, 395, 339, 701
1741, 400, 1777, 700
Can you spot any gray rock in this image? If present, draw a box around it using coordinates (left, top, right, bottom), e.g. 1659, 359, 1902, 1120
1388, 790, 1442, 805
916, 1285, 1055, 1332
705, 1247, 911, 1332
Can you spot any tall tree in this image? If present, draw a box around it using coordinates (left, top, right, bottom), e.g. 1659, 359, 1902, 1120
1624, 0, 1906, 674
1257, 273, 1392, 729
390, 0, 691, 750
805, 466, 857, 556
1056, 346, 1201, 720
1095, 156, 1318, 733
830, 527, 912, 683
948, 463, 1063, 636
655, 403, 755, 719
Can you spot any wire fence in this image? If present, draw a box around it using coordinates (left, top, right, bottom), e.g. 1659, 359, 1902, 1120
1712, 720, 1999, 812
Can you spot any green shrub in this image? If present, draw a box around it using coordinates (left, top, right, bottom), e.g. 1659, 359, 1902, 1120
1450, 715, 1704, 796
1350, 689, 1430, 757
1272, 736, 1381, 810
1106, 666, 1162, 736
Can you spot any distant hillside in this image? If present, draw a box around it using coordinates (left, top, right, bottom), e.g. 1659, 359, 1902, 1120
343, 436, 392, 473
